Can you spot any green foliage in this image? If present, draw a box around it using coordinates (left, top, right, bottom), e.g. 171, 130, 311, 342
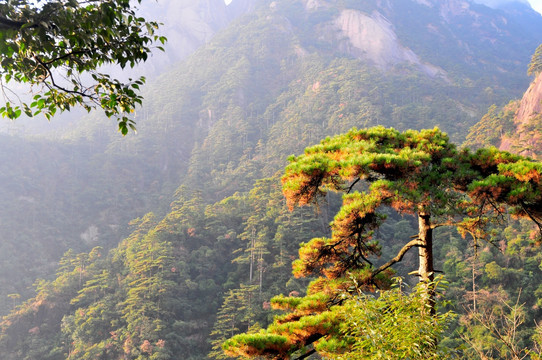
0, 247, 106, 360
0, 175, 328, 359
528, 43, 542, 77
223, 292, 339, 359
327, 278, 454, 360
0, 130, 184, 316
532, 323, 542, 360
437, 218, 542, 358
208, 285, 262, 360
223, 278, 455, 360
459, 294, 534, 359
0, 0, 166, 133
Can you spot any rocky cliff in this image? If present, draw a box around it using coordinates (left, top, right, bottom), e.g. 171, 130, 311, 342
500, 72, 542, 157
333, 9, 445, 76
516, 72, 542, 123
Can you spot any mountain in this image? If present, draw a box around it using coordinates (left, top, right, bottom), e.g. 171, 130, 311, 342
1, 0, 542, 358
474, 0, 534, 12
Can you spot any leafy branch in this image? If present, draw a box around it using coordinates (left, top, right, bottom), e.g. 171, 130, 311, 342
0, 0, 167, 134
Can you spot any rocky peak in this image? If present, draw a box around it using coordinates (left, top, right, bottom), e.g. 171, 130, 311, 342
333, 10, 412, 67
516, 72, 542, 123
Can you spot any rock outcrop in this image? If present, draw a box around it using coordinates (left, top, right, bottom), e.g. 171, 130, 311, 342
516, 72, 542, 124
333, 9, 446, 76
500, 72, 542, 158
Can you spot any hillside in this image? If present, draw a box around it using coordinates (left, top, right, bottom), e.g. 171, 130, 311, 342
1, 0, 542, 358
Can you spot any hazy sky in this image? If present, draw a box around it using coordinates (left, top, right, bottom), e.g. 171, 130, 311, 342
223, 0, 542, 14
475, 0, 542, 13
528, 0, 542, 13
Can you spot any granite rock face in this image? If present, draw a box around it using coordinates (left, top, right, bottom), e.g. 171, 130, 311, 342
500, 72, 542, 158
333, 8, 445, 76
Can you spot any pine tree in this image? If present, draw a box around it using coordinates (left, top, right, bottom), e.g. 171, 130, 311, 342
223, 126, 542, 359
209, 285, 260, 360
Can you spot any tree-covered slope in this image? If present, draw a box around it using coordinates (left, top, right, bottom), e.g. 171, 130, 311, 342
0, 132, 182, 315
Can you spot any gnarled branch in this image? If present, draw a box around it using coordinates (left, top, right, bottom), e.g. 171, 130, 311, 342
372, 238, 424, 277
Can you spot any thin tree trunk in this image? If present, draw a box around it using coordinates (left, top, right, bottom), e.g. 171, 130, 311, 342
258, 248, 263, 294
472, 256, 477, 312
418, 212, 435, 314
250, 228, 255, 283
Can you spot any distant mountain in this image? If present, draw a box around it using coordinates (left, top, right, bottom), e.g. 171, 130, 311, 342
334, 0, 541, 82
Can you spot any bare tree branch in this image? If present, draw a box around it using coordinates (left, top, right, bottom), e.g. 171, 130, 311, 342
346, 178, 361, 194
33, 55, 97, 99
292, 348, 317, 360
0, 16, 27, 31
372, 239, 424, 277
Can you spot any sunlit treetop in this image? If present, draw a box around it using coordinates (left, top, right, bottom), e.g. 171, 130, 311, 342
282, 127, 456, 212
0, 0, 166, 134
283, 127, 541, 238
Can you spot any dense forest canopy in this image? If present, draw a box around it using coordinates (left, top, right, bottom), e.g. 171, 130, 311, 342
528, 44, 542, 76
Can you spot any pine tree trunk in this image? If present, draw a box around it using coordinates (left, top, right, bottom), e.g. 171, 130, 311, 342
418, 212, 435, 314
417, 212, 434, 282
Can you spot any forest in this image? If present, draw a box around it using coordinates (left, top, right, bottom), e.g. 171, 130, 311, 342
1, 0, 542, 359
